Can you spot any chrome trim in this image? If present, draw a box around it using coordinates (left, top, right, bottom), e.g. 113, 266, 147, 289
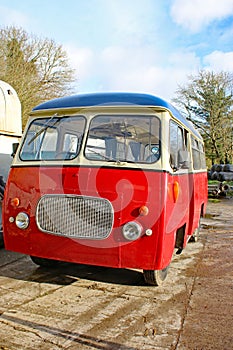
36, 194, 114, 239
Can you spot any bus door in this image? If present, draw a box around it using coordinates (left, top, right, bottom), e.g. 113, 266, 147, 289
166, 121, 192, 247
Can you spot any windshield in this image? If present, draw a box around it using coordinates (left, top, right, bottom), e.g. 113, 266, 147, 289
20, 116, 86, 161
84, 115, 161, 163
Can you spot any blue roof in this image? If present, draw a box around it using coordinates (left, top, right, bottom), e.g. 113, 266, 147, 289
32, 92, 201, 138
33, 92, 175, 112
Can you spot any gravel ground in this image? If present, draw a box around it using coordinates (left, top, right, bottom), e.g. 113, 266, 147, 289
0, 199, 232, 350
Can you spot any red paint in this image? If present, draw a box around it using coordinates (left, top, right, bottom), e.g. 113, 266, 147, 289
3, 165, 207, 270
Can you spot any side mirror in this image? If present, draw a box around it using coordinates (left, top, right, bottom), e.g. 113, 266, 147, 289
11, 143, 19, 157
178, 150, 190, 169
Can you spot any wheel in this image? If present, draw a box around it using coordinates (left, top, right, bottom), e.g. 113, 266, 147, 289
30, 256, 60, 268
189, 218, 201, 243
143, 267, 169, 286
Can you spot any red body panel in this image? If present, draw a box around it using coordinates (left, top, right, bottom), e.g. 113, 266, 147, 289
3, 166, 207, 270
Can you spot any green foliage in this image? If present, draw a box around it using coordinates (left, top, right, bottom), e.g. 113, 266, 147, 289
0, 26, 76, 128
208, 198, 221, 203
173, 70, 233, 165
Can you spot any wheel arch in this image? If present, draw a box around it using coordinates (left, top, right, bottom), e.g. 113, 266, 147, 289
175, 223, 186, 254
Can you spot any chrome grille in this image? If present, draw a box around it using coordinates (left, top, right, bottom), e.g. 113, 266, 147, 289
36, 195, 114, 239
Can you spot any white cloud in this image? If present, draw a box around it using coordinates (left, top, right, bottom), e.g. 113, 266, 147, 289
68, 44, 201, 100
99, 46, 201, 99
65, 45, 94, 81
170, 0, 233, 32
203, 51, 233, 71
95, 0, 161, 47
99, 45, 165, 93
0, 6, 30, 28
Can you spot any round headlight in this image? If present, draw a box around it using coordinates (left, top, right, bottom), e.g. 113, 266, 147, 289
15, 212, 29, 229
122, 221, 142, 241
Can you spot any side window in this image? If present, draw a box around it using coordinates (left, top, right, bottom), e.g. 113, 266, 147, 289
191, 137, 206, 170
192, 137, 206, 170
191, 137, 200, 169
169, 121, 185, 169
199, 142, 206, 169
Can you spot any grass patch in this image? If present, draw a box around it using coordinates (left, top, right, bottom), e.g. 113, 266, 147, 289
208, 180, 233, 186
208, 198, 221, 203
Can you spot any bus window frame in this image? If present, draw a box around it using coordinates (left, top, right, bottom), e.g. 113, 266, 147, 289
19, 115, 86, 161
84, 113, 161, 164
169, 120, 191, 171
191, 136, 206, 170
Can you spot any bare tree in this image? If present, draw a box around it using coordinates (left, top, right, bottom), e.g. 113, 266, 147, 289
173, 70, 233, 165
0, 26, 76, 128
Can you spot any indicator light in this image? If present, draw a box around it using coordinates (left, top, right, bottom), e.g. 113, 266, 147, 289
139, 205, 149, 216
173, 181, 179, 202
11, 197, 20, 207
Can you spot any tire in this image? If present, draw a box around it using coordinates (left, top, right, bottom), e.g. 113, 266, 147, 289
30, 256, 61, 268
189, 218, 201, 243
217, 172, 224, 181
0, 176, 5, 198
211, 171, 218, 180
218, 172, 233, 181
216, 164, 223, 172
211, 164, 218, 172
223, 164, 233, 172
189, 226, 200, 242
143, 267, 169, 286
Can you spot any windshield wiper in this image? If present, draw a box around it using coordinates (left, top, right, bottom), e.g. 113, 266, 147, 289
88, 149, 136, 165
28, 113, 59, 145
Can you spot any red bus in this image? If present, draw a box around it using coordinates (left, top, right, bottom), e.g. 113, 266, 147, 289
3, 92, 208, 285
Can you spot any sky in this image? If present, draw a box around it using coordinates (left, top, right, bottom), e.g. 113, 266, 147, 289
0, 0, 233, 102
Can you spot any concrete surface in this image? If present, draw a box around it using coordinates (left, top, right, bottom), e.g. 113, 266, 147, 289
0, 199, 232, 350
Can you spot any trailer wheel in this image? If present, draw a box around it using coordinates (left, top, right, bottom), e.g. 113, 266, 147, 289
30, 256, 60, 268
143, 267, 169, 286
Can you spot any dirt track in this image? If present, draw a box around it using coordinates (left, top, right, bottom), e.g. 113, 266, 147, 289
0, 199, 232, 350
